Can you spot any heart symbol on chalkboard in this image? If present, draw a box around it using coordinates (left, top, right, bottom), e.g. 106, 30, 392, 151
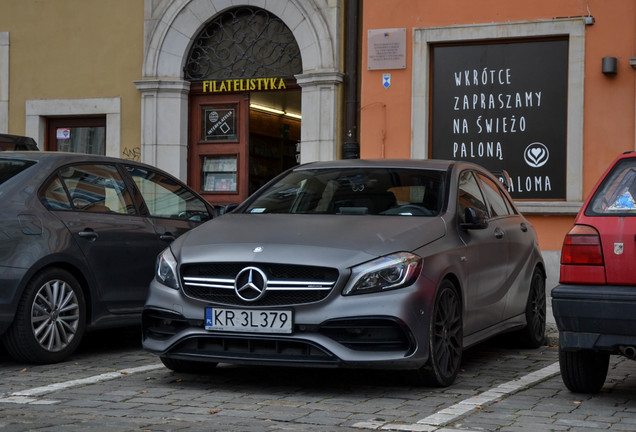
524, 143, 549, 168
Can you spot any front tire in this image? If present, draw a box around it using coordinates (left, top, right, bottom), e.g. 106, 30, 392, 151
559, 348, 609, 393
4, 268, 86, 364
417, 280, 463, 387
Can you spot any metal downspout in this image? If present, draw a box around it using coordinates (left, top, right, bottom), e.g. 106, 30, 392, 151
343, 0, 360, 159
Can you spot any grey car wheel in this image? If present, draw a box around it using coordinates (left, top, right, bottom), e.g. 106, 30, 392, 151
559, 347, 609, 393
517, 267, 546, 348
4, 268, 86, 364
417, 280, 463, 387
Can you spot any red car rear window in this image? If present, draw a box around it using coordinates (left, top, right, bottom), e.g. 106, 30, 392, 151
585, 158, 636, 216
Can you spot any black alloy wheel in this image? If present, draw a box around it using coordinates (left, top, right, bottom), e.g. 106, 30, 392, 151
418, 280, 463, 387
4, 268, 86, 364
518, 267, 546, 348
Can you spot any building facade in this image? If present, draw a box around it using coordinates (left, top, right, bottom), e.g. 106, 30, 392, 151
360, 0, 636, 283
2, 0, 635, 281
1, 0, 345, 205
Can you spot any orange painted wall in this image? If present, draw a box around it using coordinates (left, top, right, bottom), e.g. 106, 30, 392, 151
360, 0, 636, 251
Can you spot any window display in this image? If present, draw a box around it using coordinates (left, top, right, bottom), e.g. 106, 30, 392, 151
201, 155, 237, 192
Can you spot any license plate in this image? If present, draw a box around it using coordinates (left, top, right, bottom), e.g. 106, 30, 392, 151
204, 307, 293, 334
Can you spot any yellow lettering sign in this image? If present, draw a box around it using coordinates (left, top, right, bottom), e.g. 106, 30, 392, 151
202, 78, 288, 93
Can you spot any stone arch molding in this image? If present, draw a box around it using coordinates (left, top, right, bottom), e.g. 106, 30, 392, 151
137, 0, 342, 180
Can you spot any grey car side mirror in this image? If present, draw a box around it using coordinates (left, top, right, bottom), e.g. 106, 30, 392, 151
461, 207, 489, 230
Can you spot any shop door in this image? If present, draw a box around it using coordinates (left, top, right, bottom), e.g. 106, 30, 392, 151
188, 93, 250, 205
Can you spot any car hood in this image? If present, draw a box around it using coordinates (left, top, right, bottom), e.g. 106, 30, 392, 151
175, 213, 446, 268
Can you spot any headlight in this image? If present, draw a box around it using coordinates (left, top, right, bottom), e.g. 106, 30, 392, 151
343, 252, 422, 295
156, 248, 179, 289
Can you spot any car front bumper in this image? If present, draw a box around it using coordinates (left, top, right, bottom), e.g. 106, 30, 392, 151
551, 284, 636, 352
142, 278, 436, 370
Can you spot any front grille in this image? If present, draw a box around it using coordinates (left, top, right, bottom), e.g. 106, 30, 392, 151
181, 262, 339, 306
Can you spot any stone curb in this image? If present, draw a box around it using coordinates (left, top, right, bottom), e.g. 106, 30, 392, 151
546, 322, 559, 347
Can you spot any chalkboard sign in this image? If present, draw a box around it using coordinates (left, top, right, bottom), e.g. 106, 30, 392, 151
431, 40, 568, 199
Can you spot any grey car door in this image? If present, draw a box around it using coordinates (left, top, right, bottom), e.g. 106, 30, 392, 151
457, 170, 509, 334
47, 163, 162, 313
475, 173, 526, 319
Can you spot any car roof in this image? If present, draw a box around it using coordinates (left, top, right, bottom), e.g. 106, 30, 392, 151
0, 151, 126, 163
0, 151, 165, 172
0, 134, 39, 151
294, 158, 469, 171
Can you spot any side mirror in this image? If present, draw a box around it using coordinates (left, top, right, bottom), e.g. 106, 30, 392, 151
217, 203, 239, 215
461, 207, 489, 230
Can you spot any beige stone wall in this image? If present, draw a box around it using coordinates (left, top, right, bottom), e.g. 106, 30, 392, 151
0, 0, 144, 158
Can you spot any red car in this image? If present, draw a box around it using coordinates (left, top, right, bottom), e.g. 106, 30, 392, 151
552, 151, 636, 393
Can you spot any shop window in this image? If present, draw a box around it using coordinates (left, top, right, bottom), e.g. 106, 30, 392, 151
46, 117, 106, 155
201, 155, 238, 192
202, 105, 237, 142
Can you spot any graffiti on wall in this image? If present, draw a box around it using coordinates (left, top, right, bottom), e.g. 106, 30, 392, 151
122, 146, 141, 162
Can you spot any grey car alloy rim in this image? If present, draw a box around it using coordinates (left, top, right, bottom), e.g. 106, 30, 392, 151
528, 272, 546, 341
31, 279, 80, 352
433, 287, 462, 378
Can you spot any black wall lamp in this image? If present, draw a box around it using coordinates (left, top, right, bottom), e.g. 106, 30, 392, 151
602, 57, 618, 75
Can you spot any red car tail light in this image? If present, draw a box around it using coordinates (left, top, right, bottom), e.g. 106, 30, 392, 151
561, 225, 604, 265
560, 224, 606, 285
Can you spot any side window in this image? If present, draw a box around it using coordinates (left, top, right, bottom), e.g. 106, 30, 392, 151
502, 193, 518, 215
56, 164, 136, 214
458, 171, 488, 222
477, 173, 511, 217
126, 166, 211, 221
40, 176, 72, 210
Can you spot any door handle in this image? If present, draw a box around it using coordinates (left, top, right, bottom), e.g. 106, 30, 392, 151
494, 227, 505, 239
78, 229, 98, 240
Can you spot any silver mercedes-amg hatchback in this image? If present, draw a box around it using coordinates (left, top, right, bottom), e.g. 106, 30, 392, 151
142, 159, 546, 386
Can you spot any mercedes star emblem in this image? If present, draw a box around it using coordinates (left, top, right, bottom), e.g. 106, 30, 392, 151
234, 266, 268, 302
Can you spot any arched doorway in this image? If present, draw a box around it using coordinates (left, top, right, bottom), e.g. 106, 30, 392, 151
185, 7, 302, 205
136, 0, 342, 190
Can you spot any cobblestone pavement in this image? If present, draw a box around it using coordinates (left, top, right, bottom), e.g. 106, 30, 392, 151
0, 325, 634, 432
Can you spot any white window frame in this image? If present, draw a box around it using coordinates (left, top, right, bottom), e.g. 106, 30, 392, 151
25, 97, 121, 157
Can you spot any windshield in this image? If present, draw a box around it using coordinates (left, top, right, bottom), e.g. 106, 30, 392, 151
0, 159, 37, 186
244, 167, 445, 216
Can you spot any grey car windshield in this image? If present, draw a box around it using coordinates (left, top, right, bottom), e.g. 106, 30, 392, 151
245, 168, 445, 216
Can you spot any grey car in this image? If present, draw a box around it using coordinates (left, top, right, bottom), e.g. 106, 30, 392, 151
0, 152, 215, 363
142, 159, 546, 386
